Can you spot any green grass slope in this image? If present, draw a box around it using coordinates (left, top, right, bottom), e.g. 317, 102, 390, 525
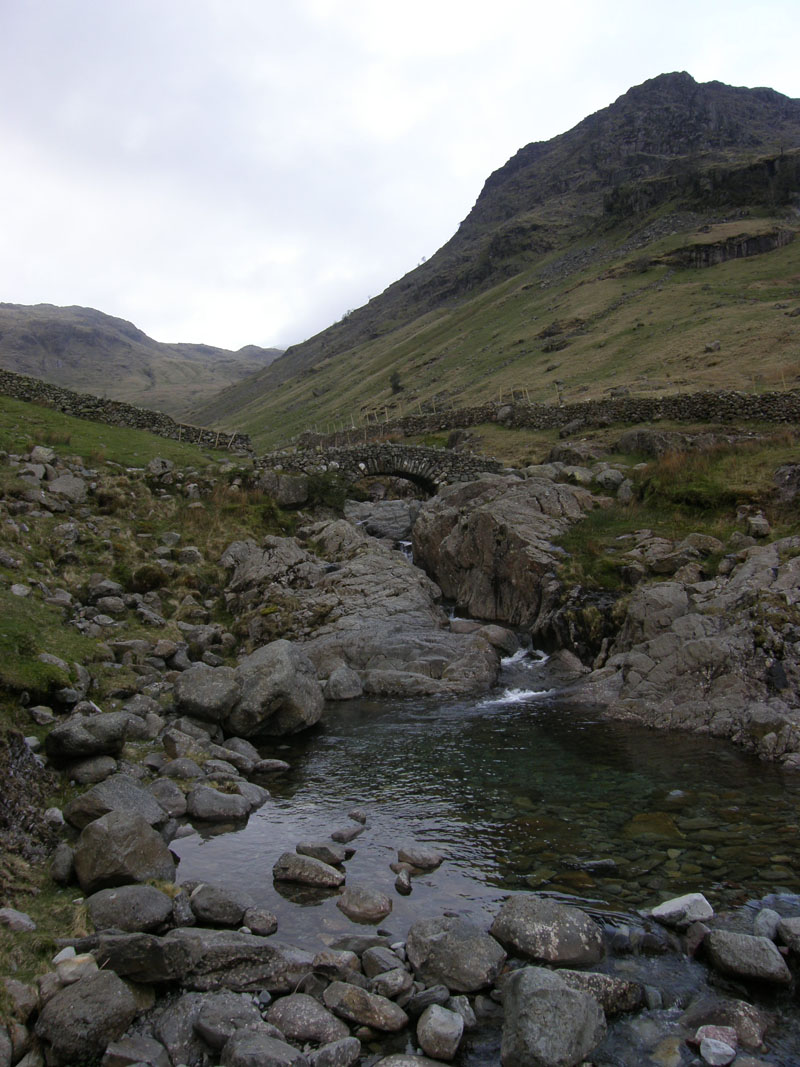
194, 211, 800, 450
189, 73, 800, 450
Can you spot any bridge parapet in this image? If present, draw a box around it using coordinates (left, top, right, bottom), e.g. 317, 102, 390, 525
258, 443, 504, 490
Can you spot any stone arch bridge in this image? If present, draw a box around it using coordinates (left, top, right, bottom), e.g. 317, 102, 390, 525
258, 443, 503, 493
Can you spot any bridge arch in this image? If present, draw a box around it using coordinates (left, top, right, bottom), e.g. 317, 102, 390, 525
258, 443, 503, 492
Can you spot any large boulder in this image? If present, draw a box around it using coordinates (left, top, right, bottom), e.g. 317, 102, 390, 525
35, 970, 139, 1066
64, 773, 168, 829
705, 930, 792, 985
174, 663, 241, 722
186, 785, 251, 822
86, 884, 174, 932
406, 916, 506, 992
266, 993, 350, 1045
322, 981, 408, 1032
95, 928, 314, 992
228, 640, 324, 737
501, 966, 607, 1067
72, 810, 176, 893
412, 476, 596, 627
222, 1029, 309, 1066
490, 895, 604, 967
45, 710, 128, 765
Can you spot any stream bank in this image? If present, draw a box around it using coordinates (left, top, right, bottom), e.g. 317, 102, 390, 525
3, 440, 800, 1066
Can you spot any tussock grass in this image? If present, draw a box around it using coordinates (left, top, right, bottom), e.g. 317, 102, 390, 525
558, 431, 800, 588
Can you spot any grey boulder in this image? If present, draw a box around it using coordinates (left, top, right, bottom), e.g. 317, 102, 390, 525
229, 640, 324, 737
266, 992, 350, 1044
416, 1004, 464, 1061
72, 810, 176, 893
45, 710, 128, 765
64, 773, 167, 829
86, 884, 174, 933
501, 966, 607, 1067
174, 663, 241, 721
322, 981, 408, 1032
406, 916, 506, 992
490, 895, 604, 967
35, 970, 138, 1066
705, 930, 792, 984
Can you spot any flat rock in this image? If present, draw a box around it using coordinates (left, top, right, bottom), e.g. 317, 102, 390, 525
397, 843, 443, 870
490, 894, 604, 967
336, 885, 392, 924
297, 841, 349, 866
273, 852, 345, 888
706, 930, 791, 984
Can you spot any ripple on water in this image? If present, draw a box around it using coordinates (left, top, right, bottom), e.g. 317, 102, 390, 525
172, 670, 800, 953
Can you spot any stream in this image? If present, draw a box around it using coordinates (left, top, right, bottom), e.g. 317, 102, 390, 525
171, 650, 800, 1064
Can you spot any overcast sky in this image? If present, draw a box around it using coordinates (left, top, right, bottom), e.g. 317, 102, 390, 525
1, 1, 799, 352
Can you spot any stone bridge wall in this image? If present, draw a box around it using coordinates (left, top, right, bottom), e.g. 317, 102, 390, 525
0, 368, 253, 453
259, 442, 504, 487
294, 388, 800, 450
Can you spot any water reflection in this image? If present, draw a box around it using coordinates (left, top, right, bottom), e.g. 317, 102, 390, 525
172, 651, 800, 949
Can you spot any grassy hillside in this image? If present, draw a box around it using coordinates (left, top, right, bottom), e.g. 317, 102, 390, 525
193, 212, 800, 450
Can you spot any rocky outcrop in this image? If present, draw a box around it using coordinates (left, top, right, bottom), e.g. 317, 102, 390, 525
571, 535, 800, 764
221, 520, 502, 698
412, 475, 598, 627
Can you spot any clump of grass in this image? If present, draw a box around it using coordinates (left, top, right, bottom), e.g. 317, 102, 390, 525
0, 591, 99, 699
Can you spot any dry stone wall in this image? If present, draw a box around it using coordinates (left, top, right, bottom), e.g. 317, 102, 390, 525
0, 368, 252, 453
295, 388, 800, 450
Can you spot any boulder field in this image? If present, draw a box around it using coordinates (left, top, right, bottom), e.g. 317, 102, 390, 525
4, 440, 800, 1065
